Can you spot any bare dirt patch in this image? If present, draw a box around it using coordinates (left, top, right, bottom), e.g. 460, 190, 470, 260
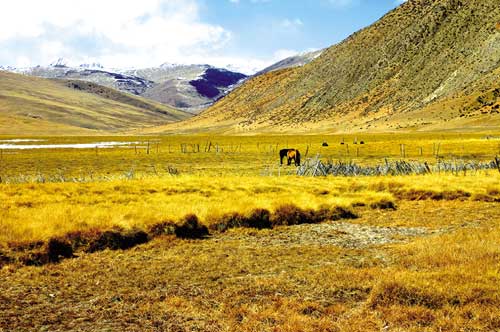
217, 221, 429, 249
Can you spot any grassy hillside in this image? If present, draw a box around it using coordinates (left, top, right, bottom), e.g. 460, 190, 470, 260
163, 0, 500, 133
0, 71, 190, 135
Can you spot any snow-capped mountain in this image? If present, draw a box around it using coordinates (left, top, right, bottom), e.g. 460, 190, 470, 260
7, 60, 247, 113
50, 58, 70, 68
256, 49, 324, 76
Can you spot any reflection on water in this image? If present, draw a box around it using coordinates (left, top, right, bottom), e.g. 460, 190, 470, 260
0, 139, 46, 143
0, 141, 140, 150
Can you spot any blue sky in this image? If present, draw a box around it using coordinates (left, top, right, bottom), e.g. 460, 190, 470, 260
0, 0, 406, 73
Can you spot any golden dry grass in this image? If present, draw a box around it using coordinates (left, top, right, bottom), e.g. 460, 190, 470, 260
0, 132, 499, 331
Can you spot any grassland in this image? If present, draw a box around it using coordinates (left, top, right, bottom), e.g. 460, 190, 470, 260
0, 71, 190, 135
1, 132, 500, 331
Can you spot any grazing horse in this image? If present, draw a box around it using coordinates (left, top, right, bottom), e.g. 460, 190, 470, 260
279, 149, 301, 166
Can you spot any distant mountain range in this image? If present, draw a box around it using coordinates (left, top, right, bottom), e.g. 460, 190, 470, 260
0, 50, 323, 135
6, 61, 247, 114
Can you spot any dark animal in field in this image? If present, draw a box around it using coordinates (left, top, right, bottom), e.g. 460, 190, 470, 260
280, 149, 301, 166
322, 142, 329, 147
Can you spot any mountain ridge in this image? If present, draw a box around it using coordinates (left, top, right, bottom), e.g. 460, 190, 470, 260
8, 62, 247, 113
158, 0, 500, 133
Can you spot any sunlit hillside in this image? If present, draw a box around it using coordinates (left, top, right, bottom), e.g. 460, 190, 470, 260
0, 71, 190, 135
153, 0, 500, 134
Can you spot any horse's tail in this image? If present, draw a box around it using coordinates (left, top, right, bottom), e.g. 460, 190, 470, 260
295, 150, 301, 166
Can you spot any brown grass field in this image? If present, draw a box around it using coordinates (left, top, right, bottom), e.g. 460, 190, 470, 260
1, 132, 500, 331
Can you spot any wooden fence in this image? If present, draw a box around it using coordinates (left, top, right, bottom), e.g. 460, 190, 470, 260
297, 155, 500, 177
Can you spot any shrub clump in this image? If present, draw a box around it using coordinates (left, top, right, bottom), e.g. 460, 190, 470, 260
175, 214, 209, 239
46, 238, 74, 262
148, 221, 177, 237
87, 229, 149, 253
271, 204, 358, 226
370, 199, 397, 210
208, 209, 272, 232
246, 208, 272, 229
0, 251, 13, 267
209, 212, 247, 232
271, 204, 311, 226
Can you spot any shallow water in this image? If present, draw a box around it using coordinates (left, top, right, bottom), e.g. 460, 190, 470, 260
0, 139, 46, 143
0, 141, 140, 150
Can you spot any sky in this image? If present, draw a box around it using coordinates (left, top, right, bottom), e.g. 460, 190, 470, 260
0, 0, 407, 74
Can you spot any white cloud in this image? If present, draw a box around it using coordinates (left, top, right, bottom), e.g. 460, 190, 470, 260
0, 0, 234, 69
281, 18, 304, 29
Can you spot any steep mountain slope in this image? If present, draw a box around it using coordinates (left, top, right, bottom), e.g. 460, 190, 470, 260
170, 0, 500, 133
12, 63, 247, 113
0, 71, 190, 135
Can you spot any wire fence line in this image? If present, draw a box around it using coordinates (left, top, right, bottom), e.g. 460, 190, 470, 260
296, 155, 500, 177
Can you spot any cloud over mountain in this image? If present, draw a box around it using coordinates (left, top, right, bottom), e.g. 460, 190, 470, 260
0, 0, 231, 69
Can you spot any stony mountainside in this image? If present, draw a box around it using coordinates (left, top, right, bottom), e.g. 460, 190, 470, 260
178, 0, 500, 133
11, 62, 247, 114
130, 65, 246, 113
255, 50, 323, 76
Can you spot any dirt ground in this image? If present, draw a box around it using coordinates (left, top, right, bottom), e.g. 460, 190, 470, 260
1, 200, 499, 332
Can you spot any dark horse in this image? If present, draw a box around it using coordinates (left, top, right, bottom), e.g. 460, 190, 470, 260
280, 149, 301, 166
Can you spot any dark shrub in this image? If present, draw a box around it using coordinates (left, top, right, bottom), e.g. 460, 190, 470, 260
21, 251, 49, 266
87, 229, 149, 253
122, 230, 149, 248
148, 221, 177, 237
246, 209, 272, 229
271, 204, 310, 226
87, 231, 124, 252
0, 251, 13, 267
64, 229, 102, 251
47, 238, 74, 262
8, 240, 45, 252
329, 206, 358, 220
370, 200, 397, 210
175, 214, 209, 239
209, 212, 247, 232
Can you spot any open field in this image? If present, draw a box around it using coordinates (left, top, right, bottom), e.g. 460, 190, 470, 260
1, 132, 500, 331
1, 133, 500, 179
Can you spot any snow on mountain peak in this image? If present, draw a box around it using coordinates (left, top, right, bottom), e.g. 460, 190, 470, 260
79, 63, 104, 70
50, 58, 69, 68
